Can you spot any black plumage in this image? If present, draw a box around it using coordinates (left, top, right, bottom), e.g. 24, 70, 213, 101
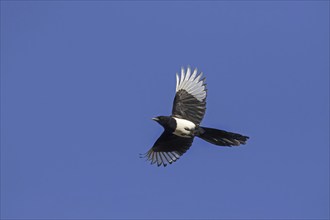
141, 67, 249, 167
172, 88, 206, 125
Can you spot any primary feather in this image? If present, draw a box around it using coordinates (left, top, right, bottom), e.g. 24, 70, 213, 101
176, 67, 207, 102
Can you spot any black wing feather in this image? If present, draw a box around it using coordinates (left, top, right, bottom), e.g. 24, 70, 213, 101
142, 131, 194, 167
172, 90, 206, 125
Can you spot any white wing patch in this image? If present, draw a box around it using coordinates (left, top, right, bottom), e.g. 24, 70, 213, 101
176, 67, 207, 102
173, 117, 196, 137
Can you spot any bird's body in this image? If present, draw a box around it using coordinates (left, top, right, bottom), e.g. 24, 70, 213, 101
141, 67, 249, 167
172, 117, 196, 138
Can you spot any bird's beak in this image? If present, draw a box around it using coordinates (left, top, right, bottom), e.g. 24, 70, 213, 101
152, 117, 159, 121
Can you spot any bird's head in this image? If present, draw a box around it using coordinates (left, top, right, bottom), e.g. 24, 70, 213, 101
152, 116, 170, 127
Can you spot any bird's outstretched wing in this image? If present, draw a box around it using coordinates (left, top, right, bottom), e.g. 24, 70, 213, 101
172, 67, 207, 125
141, 132, 194, 167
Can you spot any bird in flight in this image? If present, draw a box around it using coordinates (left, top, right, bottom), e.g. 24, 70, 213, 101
141, 67, 249, 167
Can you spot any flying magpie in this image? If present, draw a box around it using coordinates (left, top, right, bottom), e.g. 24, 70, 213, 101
141, 67, 249, 167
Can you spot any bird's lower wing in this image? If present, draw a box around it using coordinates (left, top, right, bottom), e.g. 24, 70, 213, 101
141, 131, 194, 167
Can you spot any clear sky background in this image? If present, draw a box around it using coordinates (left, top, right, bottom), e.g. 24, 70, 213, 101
1, 1, 329, 219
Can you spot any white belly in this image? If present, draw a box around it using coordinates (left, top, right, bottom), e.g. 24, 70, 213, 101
173, 117, 196, 138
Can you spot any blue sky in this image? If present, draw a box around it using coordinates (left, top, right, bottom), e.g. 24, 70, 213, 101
1, 1, 329, 219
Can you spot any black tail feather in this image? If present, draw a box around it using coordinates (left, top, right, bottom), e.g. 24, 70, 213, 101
197, 127, 249, 147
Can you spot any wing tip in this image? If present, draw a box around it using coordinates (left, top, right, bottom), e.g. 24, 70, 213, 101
141, 150, 182, 167
176, 66, 207, 96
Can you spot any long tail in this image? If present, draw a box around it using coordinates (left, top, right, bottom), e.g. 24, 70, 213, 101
196, 127, 249, 147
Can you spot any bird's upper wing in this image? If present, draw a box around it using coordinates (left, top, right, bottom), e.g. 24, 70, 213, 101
141, 131, 194, 167
172, 67, 207, 125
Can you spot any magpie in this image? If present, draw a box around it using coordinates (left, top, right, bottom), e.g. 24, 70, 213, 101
141, 67, 249, 167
